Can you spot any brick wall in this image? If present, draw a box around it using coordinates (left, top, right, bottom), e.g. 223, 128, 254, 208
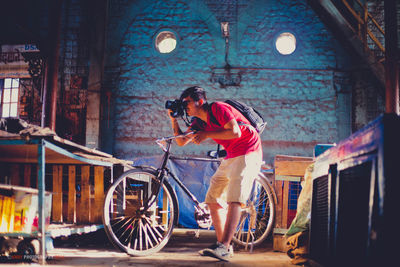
100, 0, 384, 164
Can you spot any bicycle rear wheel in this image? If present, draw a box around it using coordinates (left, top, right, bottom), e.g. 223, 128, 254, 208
232, 174, 275, 247
103, 168, 178, 256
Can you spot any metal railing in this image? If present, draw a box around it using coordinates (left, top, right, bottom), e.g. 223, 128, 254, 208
340, 0, 385, 61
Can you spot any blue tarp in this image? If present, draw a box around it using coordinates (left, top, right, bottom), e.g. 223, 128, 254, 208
132, 156, 219, 228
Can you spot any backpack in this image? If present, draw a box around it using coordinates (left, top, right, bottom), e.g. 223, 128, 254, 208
209, 100, 267, 134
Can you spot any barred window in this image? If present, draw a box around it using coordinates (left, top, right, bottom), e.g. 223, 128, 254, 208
1, 78, 20, 118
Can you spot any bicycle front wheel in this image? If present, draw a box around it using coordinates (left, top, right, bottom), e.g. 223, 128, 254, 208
103, 168, 179, 256
232, 174, 275, 247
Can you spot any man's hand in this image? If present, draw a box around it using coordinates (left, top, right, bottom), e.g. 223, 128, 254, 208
192, 131, 208, 144
168, 110, 194, 146
167, 110, 175, 120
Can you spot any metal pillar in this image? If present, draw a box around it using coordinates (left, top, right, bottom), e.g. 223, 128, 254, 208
37, 140, 46, 264
384, 0, 399, 114
45, 0, 63, 130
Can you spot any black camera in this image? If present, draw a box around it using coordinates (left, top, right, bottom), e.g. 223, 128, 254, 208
165, 99, 185, 118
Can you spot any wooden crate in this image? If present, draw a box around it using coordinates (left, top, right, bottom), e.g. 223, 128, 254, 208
273, 155, 314, 252
0, 163, 108, 224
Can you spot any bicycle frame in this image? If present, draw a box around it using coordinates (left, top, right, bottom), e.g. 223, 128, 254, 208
142, 132, 277, 229
142, 132, 213, 221
160, 134, 277, 203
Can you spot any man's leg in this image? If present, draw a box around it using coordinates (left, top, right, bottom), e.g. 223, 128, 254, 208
202, 151, 262, 261
208, 203, 226, 242
204, 159, 230, 242
221, 202, 241, 247
222, 150, 262, 246
200, 202, 240, 261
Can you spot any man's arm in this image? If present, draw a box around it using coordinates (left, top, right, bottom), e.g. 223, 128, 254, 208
191, 119, 241, 144
168, 112, 193, 146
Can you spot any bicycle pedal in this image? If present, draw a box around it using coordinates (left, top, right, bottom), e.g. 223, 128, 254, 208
195, 229, 200, 238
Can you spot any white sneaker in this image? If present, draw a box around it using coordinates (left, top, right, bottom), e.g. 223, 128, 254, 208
199, 242, 233, 261
198, 242, 234, 257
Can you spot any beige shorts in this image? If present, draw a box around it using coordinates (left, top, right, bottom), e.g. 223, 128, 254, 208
205, 150, 262, 205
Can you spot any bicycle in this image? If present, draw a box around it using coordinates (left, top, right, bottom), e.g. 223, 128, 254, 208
102, 132, 276, 256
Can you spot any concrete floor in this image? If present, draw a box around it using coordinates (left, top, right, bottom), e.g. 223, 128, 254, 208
0, 229, 298, 267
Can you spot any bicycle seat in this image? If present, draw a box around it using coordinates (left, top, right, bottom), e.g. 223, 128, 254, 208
207, 149, 227, 159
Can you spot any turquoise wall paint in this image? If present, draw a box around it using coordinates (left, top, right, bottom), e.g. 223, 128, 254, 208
102, 0, 356, 164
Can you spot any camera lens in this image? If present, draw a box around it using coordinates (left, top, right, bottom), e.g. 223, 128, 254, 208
165, 99, 184, 118
165, 100, 174, 109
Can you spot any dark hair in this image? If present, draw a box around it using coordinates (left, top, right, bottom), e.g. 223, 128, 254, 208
180, 86, 207, 102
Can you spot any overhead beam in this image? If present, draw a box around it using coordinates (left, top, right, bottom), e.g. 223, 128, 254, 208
308, 0, 385, 86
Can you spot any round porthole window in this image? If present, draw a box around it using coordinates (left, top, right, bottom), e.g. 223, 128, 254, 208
275, 32, 296, 55
155, 31, 177, 54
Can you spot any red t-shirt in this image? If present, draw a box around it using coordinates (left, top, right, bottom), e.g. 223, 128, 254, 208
190, 102, 262, 159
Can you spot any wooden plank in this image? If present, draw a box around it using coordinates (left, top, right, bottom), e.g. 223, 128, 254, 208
273, 233, 288, 252
52, 165, 63, 223
52, 136, 113, 158
34, 164, 38, 189
282, 181, 290, 229
0, 163, 5, 184
274, 155, 313, 177
162, 189, 168, 225
10, 164, 20, 185
78, 165, 90, 223
23, 164, 31, 187
275, 160, 313, 176
275, 175, 301, 182
67, 165, 76, 223
274, 180, 283, 229
367, 11, 384, 35
274, 155, 314, 162
367, 28, 385, 52
46, 223, 104, 238
0, 141, 114, 166
342, 0, 364, 25
0, 184, 48, 194
92, 166, 104, 223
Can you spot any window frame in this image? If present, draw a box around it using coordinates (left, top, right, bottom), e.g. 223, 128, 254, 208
274, 31, 297, 56
1, 78, 20, 118
153, 28, 179, 56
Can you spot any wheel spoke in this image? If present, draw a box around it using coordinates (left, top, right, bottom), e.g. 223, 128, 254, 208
143, 220, 154, 249
144, 217, 163, 240
111, 216, 135, 236
145, 221, 159, 246
140, 219, 145, 251
125, 218, 139, 247
110, 215, 128, 225
236, 213, 247, 241
133, 228, 138, 250
118, 218, 136, 243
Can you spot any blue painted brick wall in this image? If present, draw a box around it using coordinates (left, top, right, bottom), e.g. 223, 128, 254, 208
101, 0, 381, 164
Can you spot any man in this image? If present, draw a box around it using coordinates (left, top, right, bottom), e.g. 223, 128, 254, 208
167, 86, 263, 261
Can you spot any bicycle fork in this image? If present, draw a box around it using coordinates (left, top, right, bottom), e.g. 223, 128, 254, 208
140, 168, 168, 213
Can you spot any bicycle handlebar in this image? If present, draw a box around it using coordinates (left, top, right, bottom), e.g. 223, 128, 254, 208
155, 131, 195, 152
156, 131, 195, 143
